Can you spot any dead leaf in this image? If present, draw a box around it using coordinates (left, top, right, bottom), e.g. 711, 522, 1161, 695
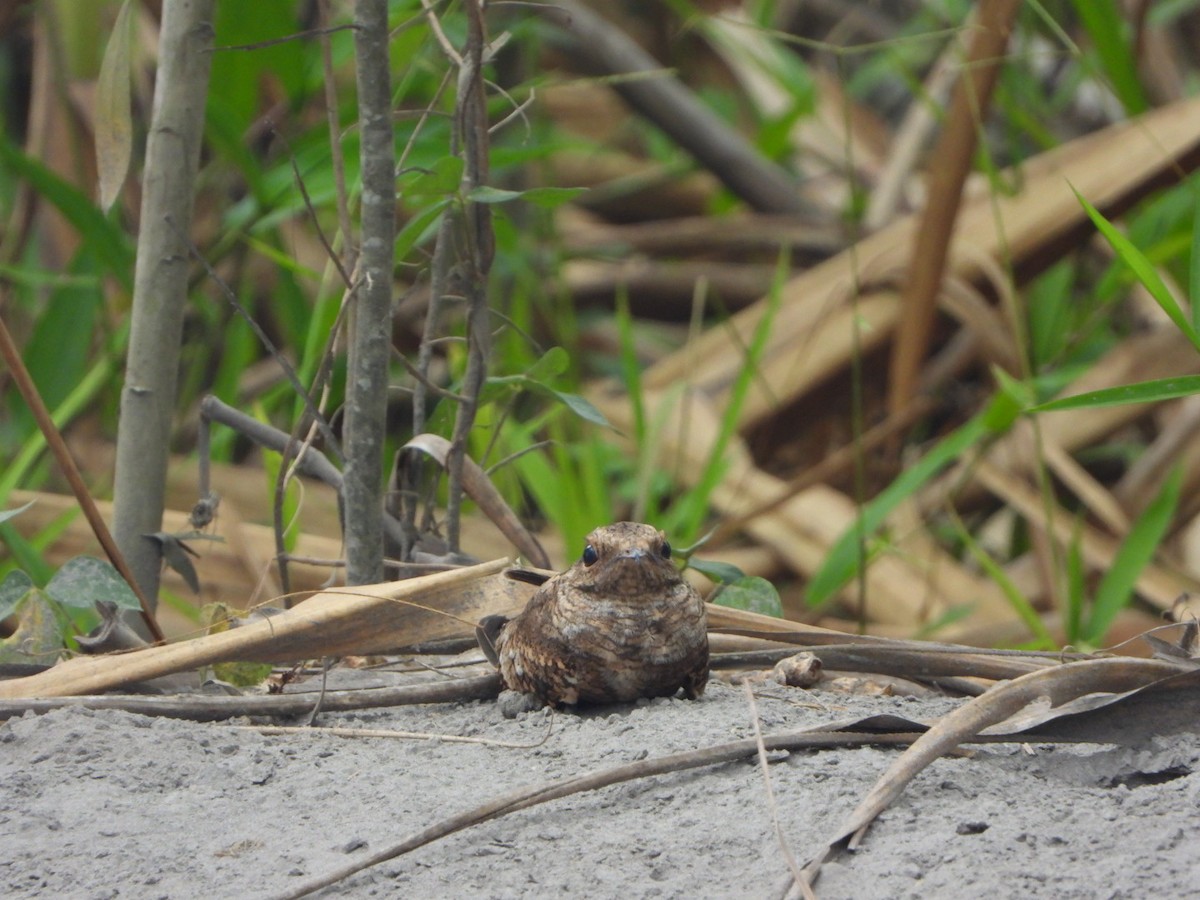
95, 0, 135, 212
0, 558, 528, 699
0, 588, 64, 666
797, 655, 1200, 891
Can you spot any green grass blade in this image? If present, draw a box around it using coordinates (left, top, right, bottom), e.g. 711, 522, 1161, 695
955, 517, 1056, 649
0, 140, 134, 289
0, 525, 55, 585
1070, 0, 1149, 115
1084, 466, 1182, 646
0, 354, 114, 501
806, 395, 1015, 607
1065, 517, 1085, 645
1191, 186, 1200, 335
1031, 375, 1200, 413
668, 252, 788, 542
12, 251, 106, 443
1073, 186, 1200, 353
615, 289, 646, 447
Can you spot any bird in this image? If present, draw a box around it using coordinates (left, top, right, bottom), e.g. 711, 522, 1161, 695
476, 522, 709, 707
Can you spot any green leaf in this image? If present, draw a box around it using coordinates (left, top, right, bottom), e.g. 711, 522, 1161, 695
807, 402, 1003, 606
1191, 185, 1200, 335
0, 349, 116, 500
1031, 375, 1200, 413
982, 373, 1025, 431
214, 659, 274, 688
1084, 467, 1182, 645
210, 1, 308, 133
1073, 186, 1200, 353
1070, 0, 1149, 116
12, 251, 107, 447
668, 250, 788, 541
0, 140, 134, 289
615, 290, 646, 446
546, 390, 613, 428
45, 556, 140, 610
1028, 261, 1077, 366
686, 557, 746, 585
990, 365, 1034, 414
0, 524, 54, 585
0, 569, 34, 620
466, 185, 523, 204
0, 500, 35, 526
524, 346, 570, 383
395, 199, 451, 259
465, 185, 586, 207
712, 575, 783, 618
403, 156, 464, 197
515, 186, 587, 208
1065, 518, 1086, 645
95, 0, 135, 211
956, 518, 1055, 648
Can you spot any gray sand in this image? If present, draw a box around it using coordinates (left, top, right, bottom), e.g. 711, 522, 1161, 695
3, 673, 1199, 899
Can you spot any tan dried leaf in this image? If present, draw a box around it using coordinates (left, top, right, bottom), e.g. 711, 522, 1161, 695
95, 0, 135, 212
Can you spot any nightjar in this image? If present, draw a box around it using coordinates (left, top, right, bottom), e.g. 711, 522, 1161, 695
477, 522, 709, 707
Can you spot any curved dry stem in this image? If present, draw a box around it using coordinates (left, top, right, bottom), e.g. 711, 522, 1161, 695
272, 727, 932, 900
796, 656, 1197, 889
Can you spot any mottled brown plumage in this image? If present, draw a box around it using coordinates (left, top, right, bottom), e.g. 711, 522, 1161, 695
477, 522, 709, 707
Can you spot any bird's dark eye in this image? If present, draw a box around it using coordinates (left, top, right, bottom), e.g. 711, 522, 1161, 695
660, 540, 672, 559
582, 544, 599, 566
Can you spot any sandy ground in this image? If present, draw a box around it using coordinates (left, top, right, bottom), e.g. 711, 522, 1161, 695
3, 668, 1199, 899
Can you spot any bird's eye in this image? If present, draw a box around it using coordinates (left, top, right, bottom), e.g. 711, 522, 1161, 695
582, 544, 599, 566
660, 540, 672, 559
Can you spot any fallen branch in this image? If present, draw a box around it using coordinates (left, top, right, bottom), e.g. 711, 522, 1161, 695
0, 673, 502, 722
0, 558, 525, 699
271, 725, 934, 900
535, 1, 809, 215
795, 656, 1200, 891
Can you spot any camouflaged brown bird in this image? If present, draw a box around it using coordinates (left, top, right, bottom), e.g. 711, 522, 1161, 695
477, 522, 709, 707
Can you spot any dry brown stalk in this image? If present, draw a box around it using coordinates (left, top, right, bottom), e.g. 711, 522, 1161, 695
537, 1, 808, 215
0, 310, 164, 642
887, 0, 1022, 416
0, 558, 523, 699
640, 95, 1200, 431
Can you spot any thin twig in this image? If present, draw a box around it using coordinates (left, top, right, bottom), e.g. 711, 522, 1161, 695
272, 727, 941, 900
744, 682, 812, 899
177, 222, 343, 464
318, 0, 356, 273
199, 396, 343, 487
403, 65, 457, 558
0, 307, 165, 643
395, 348, 468, 402
233, 720, 553, 750
287, 148, 354, 291
444, 0, 494, 554
535, 0, 809, 215
0, 673, 504, 721
484, 440, 554, 477
198, 396, 410, 551
213, 23, 358, 52
273, 435, 297, 596
864, 10, 972, 229
487, 82, 535, 137
420, 0, 462, 65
